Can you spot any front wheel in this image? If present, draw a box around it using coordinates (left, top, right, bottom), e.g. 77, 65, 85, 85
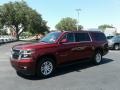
37, 57, 55, 78
114, 44, 119, 50
92, 51, 102, 65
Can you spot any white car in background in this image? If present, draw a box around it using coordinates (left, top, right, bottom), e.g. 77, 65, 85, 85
0, 36, 4, 44
0, 35, 16, 44
2, 36, 9, 43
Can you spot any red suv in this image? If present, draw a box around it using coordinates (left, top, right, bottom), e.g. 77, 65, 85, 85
10, 31, 109, 77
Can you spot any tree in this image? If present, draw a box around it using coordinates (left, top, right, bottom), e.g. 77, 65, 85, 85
98, 24, 114, 32
0, 29, 8, 35
0, 1, 49, 40
55, 17, 83, 31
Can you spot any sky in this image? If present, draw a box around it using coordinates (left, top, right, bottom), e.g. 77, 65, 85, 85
0, 0, 120, 32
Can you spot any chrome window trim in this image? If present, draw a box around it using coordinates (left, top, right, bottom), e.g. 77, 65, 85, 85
58, 32, 92, 44
61, 41, 92, 45
88, 32, 92, 42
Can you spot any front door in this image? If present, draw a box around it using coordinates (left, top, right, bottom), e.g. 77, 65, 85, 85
57, 33, 77, 64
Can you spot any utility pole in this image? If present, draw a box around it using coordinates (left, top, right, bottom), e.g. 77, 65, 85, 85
76, 9, 81, 31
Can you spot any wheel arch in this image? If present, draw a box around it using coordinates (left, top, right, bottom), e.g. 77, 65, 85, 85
94, 47, 103, 55
36, 54, 57, 67
113, 43, 120, 50
114, 43, 120, 45
36, 54, 57, 77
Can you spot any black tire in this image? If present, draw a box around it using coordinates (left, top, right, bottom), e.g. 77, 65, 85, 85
37, 57, 55, 78
114, 44, 119, 50
92, 51, 102, 65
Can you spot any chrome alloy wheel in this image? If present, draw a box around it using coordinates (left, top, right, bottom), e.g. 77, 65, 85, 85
41, 61, 53, 76
95, 53, 102, 63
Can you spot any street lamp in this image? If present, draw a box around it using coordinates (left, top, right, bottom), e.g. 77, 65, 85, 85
76, 9, 81, 31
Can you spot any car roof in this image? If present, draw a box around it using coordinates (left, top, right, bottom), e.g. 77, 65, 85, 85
53, 30, 103, 34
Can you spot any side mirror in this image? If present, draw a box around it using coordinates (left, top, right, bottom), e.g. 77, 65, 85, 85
60, 39, 68, 44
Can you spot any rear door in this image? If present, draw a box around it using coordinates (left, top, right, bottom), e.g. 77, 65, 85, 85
73, 32, 93, 60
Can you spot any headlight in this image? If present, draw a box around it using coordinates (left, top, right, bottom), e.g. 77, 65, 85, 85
21, 49, 34, 54
20, 49, 35, 59
108, 40, 114, 45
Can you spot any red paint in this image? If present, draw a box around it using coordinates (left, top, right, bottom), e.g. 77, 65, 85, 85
10, 31, 109, 75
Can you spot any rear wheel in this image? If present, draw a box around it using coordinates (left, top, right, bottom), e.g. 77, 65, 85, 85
37, 57, 55, 78
92, 51, 102, 65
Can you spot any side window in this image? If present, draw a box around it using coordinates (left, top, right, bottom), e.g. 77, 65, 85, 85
67, 33, 74, 42
61, 33, 75, 42
118, 36, 120, 41
92, 33, 106, 41
116, 36, 120, 41
75, 33, 91, 42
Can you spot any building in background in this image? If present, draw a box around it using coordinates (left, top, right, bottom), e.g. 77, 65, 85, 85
87, 28, 101, 32
104, 27, 117, 36
85, 27, 118, 36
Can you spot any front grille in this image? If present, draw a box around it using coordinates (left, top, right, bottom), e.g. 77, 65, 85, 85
12, 49, 20, 59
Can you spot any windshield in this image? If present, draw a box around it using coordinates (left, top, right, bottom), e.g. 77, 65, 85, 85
40, 32, 62, 43
107, 36, 114, 39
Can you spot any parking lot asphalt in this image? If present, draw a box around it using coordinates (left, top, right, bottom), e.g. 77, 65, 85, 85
0, 41, 120, 90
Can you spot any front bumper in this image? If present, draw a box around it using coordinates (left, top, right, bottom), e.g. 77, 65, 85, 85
10, 58, 36, 75
108, 41, 114, 49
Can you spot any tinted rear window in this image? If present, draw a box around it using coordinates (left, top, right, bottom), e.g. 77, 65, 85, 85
91, 32, 106, 41
75, 33, 90, 42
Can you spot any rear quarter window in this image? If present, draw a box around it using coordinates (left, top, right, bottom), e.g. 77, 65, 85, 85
91, 32, 107, 41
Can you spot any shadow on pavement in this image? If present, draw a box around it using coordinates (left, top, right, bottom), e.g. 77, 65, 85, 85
17, 58, 114, 80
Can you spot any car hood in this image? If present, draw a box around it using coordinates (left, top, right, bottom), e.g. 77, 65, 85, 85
12, 42, 55, 50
